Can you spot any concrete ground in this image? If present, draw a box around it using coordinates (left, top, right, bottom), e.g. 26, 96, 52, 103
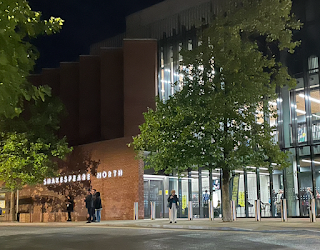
1, 222, 320, 250
2, 217, 320, 232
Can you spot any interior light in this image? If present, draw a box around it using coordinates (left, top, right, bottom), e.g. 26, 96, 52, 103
296, 109, 306, 114
268, 101, 277, 106
302, 159, 320, 165
260, 167, 269, 170
299, 93, 320, 104
234, 170, 244, 173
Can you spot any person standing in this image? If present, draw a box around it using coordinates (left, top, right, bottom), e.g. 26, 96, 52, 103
168, 190, 179, 223
94, 192, 102, 222
92, 189, 97, 222
84, 189, 94, 223
203, 190, 210, 218
66, 196, 74, 222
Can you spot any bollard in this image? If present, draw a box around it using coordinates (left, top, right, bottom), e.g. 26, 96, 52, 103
310, 198, 316, 223
188, 201, 193, 220
254, 200, 261, 221
231, 200, 236, 221
281, 199, 288, 222
150, 202, 156, 220
133, 202, 139, 220
209, 199, 214, 221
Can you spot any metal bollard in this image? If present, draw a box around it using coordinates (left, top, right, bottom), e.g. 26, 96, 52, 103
209, 199, 214, 221
150, 202, 156, 220
281, 199, 288, 222
133, 202, 139, 220
188, 201, 193, 220
310, 198, 316, 222
255, 200, 261, 221
231, 200, 236, 221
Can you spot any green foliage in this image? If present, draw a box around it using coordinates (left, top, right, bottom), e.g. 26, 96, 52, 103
0, 97, 72, 191
132, 0, 301, 174
0, 0, 63, 118
0, 0, 69, 190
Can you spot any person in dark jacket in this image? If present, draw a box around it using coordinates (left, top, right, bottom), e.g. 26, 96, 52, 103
84, 189, 94, 223
167, 190, 179, 223
92, 189, 97, 221
94, 192, 103, 222
66, 196, 74, 221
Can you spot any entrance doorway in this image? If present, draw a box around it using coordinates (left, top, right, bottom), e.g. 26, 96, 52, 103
144, 179, 164, 219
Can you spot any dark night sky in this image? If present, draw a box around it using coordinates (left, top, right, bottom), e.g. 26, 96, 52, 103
28, 0, 164, 72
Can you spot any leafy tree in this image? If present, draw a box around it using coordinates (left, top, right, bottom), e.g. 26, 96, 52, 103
0, 0, 63, 118
0, 0, 67, 220
0, 97, 72, 220
132, 0, 301, 221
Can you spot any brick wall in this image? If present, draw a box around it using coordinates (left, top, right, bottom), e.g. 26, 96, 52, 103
16, 137, 143, 221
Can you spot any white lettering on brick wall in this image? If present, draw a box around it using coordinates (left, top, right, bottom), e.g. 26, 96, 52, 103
43, 169, 123, 185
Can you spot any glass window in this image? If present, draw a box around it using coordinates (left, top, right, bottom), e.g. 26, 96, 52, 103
246, 169, 257, 217
160, 47, 165, 100
169, 46, 174, 96
0, 193, 5, 217
179, 173, 189, 218
291, 89, 307, 143
272, 168, 284, 217
308, 55, 319, 74
212, 169, 221, 218
259, 167, 271, 217
313, 156, 320, 217
233, 171, 246, 217
269, 100, 279, 143
201, 170, 210, 218
190, 171, 199, 218
285, 149, 300, 217
188, 39, 192, 50
298, 158, 313, 216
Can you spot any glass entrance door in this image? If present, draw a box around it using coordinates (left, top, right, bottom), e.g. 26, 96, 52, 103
144, 179, 164, 218
298, 158, 313, 217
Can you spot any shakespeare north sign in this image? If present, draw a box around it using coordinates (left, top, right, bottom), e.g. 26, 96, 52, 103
43, 169, 123, 185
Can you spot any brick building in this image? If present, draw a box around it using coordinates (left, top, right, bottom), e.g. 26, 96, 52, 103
1, 39, 157, 222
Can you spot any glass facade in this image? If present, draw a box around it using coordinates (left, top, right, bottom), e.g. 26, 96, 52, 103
143, 0, 320, 219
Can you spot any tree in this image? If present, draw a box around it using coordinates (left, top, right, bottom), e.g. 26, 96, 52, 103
0, 97, 72, 220
0, 0, 63, 118
0, 0, 68, 221
132, 0, 301, 222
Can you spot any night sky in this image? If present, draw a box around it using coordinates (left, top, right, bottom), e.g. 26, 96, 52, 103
28, 0, 164, 72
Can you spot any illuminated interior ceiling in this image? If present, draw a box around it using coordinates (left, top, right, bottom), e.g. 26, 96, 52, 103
296, 89, 320, 115
300, 157, 320, 167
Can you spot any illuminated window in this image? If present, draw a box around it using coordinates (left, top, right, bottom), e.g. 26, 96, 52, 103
308, 56, 319, 74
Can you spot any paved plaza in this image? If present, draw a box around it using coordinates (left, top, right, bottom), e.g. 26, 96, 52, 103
1, 218, 320, 250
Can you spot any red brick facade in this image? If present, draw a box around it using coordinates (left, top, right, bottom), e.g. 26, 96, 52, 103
14, 137, 143, 222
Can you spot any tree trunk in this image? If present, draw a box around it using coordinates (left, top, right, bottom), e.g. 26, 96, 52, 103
222, 168, 232, 222
10, 191, 15, 222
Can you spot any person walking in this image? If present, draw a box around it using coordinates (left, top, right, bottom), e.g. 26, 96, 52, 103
94, 192, 102, 222
66, 195, 74, 221
84, 189, 94, 223
168, 190, 179, 223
